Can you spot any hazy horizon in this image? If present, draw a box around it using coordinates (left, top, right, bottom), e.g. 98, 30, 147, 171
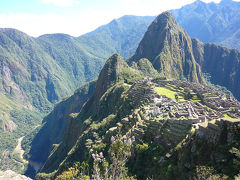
0, 0, 240, 37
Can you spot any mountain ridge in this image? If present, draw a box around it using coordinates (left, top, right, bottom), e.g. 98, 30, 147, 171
171, 0, 240, 50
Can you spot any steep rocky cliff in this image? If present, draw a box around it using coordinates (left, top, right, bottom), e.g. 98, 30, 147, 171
192, 38, 240, 100
129, 12, 204, 83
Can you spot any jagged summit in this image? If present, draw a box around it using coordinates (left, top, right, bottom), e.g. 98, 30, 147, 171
93, 53, 141, 102
153, 11, 178, 27
129, 11, 204, 83
94, 54, 127, 100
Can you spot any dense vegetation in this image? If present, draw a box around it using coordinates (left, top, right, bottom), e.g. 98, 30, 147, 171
23, 81, 97, 177
0, 15, 154, 173
0, 27, 102, 172
0, 107, 42, 173
0, 92, 43, 172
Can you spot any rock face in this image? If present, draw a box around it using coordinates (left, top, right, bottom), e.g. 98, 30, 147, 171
93, 54, 140, 102
129, 12, 204, 83
192, 38, 240, 100
1, 120, 17, 132
93, 54, 127, 101
0, 170, 32, 180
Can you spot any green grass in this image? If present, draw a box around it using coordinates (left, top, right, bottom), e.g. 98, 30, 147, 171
203, 93, 217, 98
0, 94, 21, 112
223, 114, 232, 119
155, 87, 176, 99
155, 87, 184, 101
0, 94, 26, 123
222, 118, 240, 122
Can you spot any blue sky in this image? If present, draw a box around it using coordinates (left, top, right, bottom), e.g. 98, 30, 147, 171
0, 0, 238, 37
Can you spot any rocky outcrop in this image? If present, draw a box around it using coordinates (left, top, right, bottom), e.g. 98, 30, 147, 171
0, 64, 28, 102
89, 54, 141, 111
1, 120, 17, 132
0, 170, 32, 180
93, 54, 128, 101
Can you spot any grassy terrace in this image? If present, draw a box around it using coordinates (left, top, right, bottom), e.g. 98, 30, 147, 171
222, 117, 240, 122
203, 93, 217, 97
223, 113, 232, 119
155, 87, 176, 99
155, 87, 184, 101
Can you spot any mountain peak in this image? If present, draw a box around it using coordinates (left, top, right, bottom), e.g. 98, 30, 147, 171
93, 54, 127, 100
154, 11, 177, 25
105, 53, 123, 65
129, 11, 204, 83
100, 53, 126, 79
86, 53, 141, 113
149, 12, 179, 35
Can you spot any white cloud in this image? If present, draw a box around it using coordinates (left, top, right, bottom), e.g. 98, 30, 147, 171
0, 0, 240, 37
0, 12, 117, 37
41, 0, 79, 7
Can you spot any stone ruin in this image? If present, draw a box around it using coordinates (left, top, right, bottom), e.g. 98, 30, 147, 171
109, 78, 240, 147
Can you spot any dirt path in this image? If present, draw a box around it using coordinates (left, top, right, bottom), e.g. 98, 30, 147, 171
14, 136, 28, 164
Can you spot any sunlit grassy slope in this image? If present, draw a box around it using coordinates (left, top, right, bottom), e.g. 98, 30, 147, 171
155, 87, 184, 100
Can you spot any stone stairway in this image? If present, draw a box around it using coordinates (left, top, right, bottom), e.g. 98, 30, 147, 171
159, 120, 191, 145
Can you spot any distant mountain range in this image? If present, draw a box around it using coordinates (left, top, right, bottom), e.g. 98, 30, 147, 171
171, 0, 240, 50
